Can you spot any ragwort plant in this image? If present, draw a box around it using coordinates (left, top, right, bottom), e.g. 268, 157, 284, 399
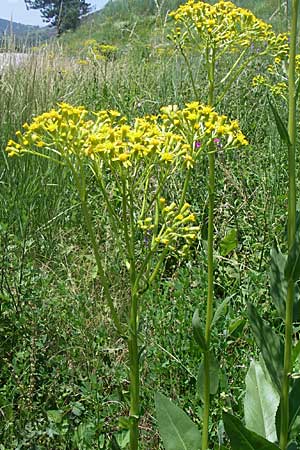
223, 1, 300, 450
5, 101, 247, 449
157, 2, 288, 449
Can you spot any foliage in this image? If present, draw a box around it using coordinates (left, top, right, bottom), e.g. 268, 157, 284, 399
25, 0, 91, 35
1, 0, 300, 448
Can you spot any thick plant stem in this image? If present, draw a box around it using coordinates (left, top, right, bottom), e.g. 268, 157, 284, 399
128, 292, 139, 450
280, 1, 298, 448
202, 151, 215, 450
202, 47, 215, 450
122, 178, 140, 450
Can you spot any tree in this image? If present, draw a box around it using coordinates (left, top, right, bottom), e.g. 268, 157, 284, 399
24, 0, 91, 35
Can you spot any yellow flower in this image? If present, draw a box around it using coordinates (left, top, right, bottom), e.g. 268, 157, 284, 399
161, 152, 174, 162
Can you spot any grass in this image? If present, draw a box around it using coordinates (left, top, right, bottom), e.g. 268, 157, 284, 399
0, 0, 298, 448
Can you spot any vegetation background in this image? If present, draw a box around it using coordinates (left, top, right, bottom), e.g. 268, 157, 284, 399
0, 0, 295, 448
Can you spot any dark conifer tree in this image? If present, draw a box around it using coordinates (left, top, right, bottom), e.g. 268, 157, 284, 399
24, 0, 91, 35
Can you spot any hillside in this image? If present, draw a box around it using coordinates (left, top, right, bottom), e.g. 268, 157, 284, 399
0, 17, 38, 36
0, 17, 54, 47
59, 0, 281, 54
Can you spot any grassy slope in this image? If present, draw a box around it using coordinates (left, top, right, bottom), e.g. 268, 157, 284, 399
60, 0, 280, 53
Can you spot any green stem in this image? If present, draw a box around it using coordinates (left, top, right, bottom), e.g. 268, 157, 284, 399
202, 47, 215, 450
178, 169, 192, 210
121, 176, 140, 450
69, 159, 123, 336
80, 196, 123, 336
128, 290, 140, 450
216, 54, 257, 106
202, 150, 215, 450
180, 46, 198, 98
280, 1, 298, 448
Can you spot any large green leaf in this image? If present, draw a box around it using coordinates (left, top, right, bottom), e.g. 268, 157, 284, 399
270, 245, 288, 319
192, 309, 207, 353
244, 359, 279, 442
270, 245, 300, 321
289, 378, 300, 433
223, 412, 280, 450
155, 392, 201, 450
197, 351, 220, 402
268, 97, 291, 145
247, 303, 284, 393
211, 296, 232, 327
220, 228, 238, 257
285, 213, 300, 289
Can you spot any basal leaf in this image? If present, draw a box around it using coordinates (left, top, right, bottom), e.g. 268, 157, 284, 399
211, 296, 231, 328
47, 409, 64, 424
223, 412, 280, 450
289, 378, 300, 433
268, 97, 291, 145
270, 244, 288, 319
197, 351, 219, 402
292, 339, 300, 365
244, 359, 279, 442
247, 303, 284, 393
220, 228, 238, 257
285, 215, 300, 284
228, 317, 246, 337
192, 309, 207, 352
270, 244, 300, 322
155, 392, 201, 450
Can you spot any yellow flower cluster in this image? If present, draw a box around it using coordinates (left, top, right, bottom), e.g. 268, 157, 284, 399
6, 102, 248, 168
155, 200, 200, 252
6, 102, 248, 258
138, 199, 199, 251
169, 0, 288, 58
252, 54, 300, 100
77, 40, 118, 65
160, 102, 248, 166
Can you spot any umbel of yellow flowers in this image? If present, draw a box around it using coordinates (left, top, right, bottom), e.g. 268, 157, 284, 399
6, 101, 247, 163
6, 101, 247, 255
170, 0, 288, 58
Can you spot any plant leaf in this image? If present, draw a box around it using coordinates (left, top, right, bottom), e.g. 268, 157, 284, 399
155, 392, 201, 450
223, 412, 280, 450
270, 244, 300, 321
47, 409, 64, 424
211, 296, 232, 328
285, 238, 300, 283
192, 309, 207, 352
292, 339, 300, 364
228, 317, 246, 337
270, 244, 288, 319
289, 378, 300, 432
268, 96, 291, 145
197, 351, 219, 402
244, 359, 280, 442
247, 303, 284, 393
220, 228, 238, 257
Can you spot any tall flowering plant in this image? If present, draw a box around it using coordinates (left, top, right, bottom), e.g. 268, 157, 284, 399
169, 0, 288, 104
6, 101, 247, 449
163, 2, 292, 450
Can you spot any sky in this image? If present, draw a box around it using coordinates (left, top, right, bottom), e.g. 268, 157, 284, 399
1, 0, 108, 26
